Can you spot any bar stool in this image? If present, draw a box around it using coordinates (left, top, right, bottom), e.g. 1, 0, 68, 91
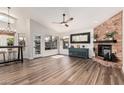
8, 48, 14, 61
12, 50, 17, 60
0, 51, 6, 62
8, 49, 17, 61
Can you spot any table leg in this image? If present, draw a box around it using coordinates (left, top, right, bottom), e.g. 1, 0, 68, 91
18, 47, 20, 61
3, 53, 5, 62
21, 47, 23, 63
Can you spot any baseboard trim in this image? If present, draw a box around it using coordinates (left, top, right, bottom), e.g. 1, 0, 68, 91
59, 54, 69, 56
42, 54, 58, 57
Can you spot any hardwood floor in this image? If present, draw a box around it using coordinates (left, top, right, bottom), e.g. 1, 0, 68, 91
0, 55, 124, 85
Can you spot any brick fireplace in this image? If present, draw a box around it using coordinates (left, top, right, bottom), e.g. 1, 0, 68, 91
93, 11, 123, 68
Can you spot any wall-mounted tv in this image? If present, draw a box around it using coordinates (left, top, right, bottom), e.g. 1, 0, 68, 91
70, 32, 90, 43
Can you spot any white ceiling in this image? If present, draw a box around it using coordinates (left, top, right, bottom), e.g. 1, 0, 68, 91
17, 7, 123, 33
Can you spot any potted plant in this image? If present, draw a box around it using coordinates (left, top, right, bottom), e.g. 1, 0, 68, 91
7, 38, 14, 46
105, 31, 118, 40
94, 33, 98, 41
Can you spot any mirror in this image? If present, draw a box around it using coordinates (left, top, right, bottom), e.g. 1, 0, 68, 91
70, 32, 90, 43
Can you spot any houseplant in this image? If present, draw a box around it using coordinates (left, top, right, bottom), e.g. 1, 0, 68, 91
105, 31, 117, 40
7, 38, 14, 46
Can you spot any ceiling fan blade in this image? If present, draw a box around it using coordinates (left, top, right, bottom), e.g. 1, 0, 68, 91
65, 17, 74, 23
65, 24, 69, 27
52, 22, 63, 24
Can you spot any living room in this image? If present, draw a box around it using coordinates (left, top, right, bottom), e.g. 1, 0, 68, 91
0, 7, 124, 85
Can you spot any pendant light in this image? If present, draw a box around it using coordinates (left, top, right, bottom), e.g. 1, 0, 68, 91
0, 7, 16, 33
6, 7, 15, 32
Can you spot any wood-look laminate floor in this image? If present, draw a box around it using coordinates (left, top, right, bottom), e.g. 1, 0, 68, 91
0, 55, 124, 85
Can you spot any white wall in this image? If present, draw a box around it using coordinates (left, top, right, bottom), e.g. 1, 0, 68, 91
59, 28, 94, 58
30, 19, 59, 59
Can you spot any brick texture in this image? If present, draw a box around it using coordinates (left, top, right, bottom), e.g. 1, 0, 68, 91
94, 11, 123, 67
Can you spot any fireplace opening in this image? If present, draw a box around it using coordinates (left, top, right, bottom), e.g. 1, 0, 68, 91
98, 45, 118, 62
98, 45, 112, 57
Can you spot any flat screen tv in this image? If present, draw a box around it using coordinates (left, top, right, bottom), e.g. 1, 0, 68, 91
70, 32, 90, 43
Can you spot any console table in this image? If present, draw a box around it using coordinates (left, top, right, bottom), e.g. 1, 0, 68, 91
0, 46, 23, 64
69, 48, 89, 59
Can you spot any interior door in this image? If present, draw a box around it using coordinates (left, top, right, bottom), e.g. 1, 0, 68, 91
33, 35, 41, 58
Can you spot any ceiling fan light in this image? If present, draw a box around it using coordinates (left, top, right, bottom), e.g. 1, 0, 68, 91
53, 13, 73, 28
65, 24, 69, 27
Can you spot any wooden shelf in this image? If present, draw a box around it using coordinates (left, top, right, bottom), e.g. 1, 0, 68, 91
94, 40, 117, 43
0, 31, 15, 36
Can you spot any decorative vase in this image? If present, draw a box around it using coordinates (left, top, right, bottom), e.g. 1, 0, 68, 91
108, 37, 113, 40
94, 39, 96, 41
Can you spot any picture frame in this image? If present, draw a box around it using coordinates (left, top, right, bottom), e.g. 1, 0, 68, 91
70, 32, 90, 43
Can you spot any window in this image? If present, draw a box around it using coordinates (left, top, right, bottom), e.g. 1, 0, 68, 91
62, 36, 69, 49
45, 36, 58, 50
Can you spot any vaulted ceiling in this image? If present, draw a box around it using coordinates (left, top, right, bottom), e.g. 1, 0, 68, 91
7, 7, 124, 33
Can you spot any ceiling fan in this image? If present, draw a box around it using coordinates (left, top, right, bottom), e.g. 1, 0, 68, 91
52, 13, 74, 27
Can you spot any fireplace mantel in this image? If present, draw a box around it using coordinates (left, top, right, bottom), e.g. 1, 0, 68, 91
93, 40, 117, 43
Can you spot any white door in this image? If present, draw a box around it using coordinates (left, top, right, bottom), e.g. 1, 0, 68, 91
33, 35, 41, 58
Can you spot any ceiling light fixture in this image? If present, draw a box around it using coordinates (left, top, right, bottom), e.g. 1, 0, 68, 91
52, 13, 74, 27
0, 7, 16, 33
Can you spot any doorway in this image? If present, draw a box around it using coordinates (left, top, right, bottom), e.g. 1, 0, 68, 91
33, 36, 41, 58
